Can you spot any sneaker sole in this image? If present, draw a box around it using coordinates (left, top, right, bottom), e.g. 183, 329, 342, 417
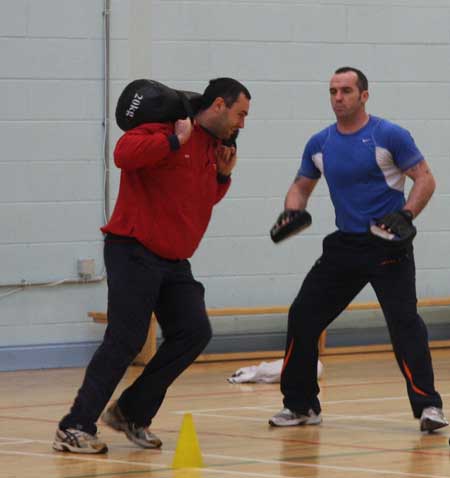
269, 417, 322, 427
420, 419, 449, 432
52, 441, 108, 454
124, 430, 162, 449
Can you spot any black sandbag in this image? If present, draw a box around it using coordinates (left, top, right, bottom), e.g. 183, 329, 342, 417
115, 79, 202, 131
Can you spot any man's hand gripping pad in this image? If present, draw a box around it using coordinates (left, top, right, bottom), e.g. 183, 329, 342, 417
370, 210, 416, 247
270, 210, 312, 244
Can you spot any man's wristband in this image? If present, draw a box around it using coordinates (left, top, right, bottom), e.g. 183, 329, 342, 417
401, 209, 414, 221
217, 172, 231, 184
168, 134, 181, 151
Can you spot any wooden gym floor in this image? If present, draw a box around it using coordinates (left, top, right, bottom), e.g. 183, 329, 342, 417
1, 349, 450, 478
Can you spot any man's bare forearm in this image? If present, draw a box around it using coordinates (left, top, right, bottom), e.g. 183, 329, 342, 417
404, 161, 436, 218
284, 176, 318, 210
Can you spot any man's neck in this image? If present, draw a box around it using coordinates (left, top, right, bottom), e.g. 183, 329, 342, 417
336, 111, 370, 134
195, 111, 220, 139
195, 110, 211, 131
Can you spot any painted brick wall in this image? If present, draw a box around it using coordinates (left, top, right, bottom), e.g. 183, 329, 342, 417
0, 0, 129, 349
143, 0, 450, 307
1, 0, 449, 366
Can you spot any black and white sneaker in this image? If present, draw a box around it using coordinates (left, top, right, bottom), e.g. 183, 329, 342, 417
269, 407, 322, 427
102, 401, 162, 449
52, 428, 108, 454
420, 406, 448, 432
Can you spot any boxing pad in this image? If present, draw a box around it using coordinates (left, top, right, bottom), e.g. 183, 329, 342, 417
270, 209, 312, 243
115, 79, 203, 131
370, 210, 416, 247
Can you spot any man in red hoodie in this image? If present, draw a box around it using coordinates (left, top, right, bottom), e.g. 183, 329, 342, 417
53, 78, 251, 454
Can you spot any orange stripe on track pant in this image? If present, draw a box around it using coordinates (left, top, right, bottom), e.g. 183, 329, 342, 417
402, 359, 428, 397
281, 339, 295, 375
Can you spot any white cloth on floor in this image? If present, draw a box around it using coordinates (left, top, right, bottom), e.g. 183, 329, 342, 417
227, 359, 323, 384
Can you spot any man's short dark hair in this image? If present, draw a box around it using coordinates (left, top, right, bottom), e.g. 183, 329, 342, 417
201, 77, 251, 110
334, 66, 368, 92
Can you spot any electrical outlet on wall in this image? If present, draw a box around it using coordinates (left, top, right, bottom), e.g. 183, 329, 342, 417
77, 258, 96, 280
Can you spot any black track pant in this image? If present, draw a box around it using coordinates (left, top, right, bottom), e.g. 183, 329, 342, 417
281, 231, 442, 418
60, 235, 212, 434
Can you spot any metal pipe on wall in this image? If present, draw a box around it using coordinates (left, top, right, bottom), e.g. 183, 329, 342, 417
103, 0, 111, 222
0, 2, 111, 296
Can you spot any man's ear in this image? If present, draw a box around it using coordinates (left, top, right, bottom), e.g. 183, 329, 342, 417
361, 90, 369, 104
211, 96, 226, 112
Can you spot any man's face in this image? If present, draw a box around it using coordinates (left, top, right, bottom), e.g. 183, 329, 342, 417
329, 71, 368, 120
212, 92, 250, 139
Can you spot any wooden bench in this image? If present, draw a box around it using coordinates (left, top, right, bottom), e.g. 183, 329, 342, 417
88, 307, 326, 365
89, 297, 450, 364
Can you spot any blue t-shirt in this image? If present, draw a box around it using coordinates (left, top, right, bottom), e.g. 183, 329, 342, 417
298, 115, 424, 233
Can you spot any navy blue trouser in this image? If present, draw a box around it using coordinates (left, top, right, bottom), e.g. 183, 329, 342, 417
60, 235, 212, 434
281, 231, 442, 418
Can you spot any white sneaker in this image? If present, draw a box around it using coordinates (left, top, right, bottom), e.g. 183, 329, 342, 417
52, 428, 108, 454
269, 407, 322, 427
420, 406, 448, 432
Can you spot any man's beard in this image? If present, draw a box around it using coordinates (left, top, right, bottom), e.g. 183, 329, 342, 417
211, 114, 231, 139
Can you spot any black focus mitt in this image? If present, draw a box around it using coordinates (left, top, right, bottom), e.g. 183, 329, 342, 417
370, 209, 416, 247
270, 209, 312, 244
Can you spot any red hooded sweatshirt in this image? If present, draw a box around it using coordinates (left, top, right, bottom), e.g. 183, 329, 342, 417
101, 122, 230, 260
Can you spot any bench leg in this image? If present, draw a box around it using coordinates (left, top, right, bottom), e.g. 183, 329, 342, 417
133, 314, 158, 365
318, 330, 327, 355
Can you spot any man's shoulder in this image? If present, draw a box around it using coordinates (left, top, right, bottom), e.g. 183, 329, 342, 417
313, 124, 333, 139
126, 122, 174, 135
371, 116, 410, 139
306, 124, 333, 149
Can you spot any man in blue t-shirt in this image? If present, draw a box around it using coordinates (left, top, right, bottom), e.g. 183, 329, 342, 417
269, 67, 447, 432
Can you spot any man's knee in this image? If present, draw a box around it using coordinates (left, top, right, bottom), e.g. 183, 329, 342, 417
289, 301, 323, 342
288, 300, 311, 330
105, 327, 148, 361
193, 318, 212, 349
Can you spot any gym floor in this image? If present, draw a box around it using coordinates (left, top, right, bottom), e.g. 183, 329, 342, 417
1, 349, 450, 478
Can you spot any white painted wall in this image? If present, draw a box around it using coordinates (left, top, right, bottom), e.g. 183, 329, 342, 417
0, 0, 128, 351
142, 0, 450, 307
1, 0, 450, 366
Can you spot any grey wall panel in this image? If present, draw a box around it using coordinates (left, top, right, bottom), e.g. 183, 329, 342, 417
0, 0, 27, 37
151, 3, 347, 42
348, 6, 450, 43
0, 242, 104, 284
1, 0, 450, 368
0, 283, 106, 328
0, 122, 103, 162
0, 81, 103, 121
28, 0, 104, 38
0, 203, 104, 244
0, 162, 103, 203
